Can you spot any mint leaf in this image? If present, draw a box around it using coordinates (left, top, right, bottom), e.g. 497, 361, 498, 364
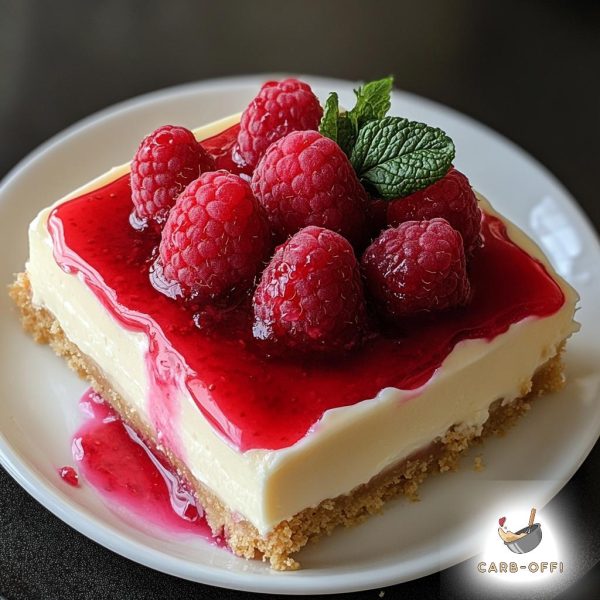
320, 79, 454, 196
349, 76, 393, 129
319, 76, 394, 156
350, 116, 455, 199
319, 95, 355, 155
320, 92, 340, 141
336, 114, 356, 156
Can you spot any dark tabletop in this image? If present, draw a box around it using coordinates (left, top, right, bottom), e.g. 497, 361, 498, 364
1, 1, 599, 599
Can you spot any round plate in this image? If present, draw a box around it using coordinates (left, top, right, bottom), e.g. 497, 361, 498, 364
1, 75, 599, 595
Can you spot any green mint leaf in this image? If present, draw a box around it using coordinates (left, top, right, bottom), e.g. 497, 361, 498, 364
349, 76, 393, 129
319, 92, 340, 141
319, 77, 394, 157
336, 113, 356, 156
319, 93, 356, 155
350, 116, 455, 199
319, 92, 356, 157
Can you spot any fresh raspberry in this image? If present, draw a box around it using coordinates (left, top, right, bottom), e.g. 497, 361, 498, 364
237, 78, 323, 169
253, 226, 367, 353
154, 171, 271, 302
386, 168, 482, 254
130, 125, 214, 227
361, 218, 471, 320
251, 130, 368, 245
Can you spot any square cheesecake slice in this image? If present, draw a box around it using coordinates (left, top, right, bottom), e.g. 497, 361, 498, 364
11, 113, 579, 570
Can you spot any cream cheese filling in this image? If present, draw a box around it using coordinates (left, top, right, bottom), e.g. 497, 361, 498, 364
26, 114, 579, 535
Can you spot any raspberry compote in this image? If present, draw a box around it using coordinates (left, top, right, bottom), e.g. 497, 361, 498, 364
48, 124, 565, 452
72, 388, 219, 540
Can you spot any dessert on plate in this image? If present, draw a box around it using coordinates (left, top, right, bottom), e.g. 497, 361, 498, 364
10, 77, 579, 569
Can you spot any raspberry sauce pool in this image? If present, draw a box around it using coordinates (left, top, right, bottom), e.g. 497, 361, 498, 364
48, 124, 565, 452
73, 388, 217, 539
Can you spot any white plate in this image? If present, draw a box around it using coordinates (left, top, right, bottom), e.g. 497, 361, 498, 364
1, 75, 599, 595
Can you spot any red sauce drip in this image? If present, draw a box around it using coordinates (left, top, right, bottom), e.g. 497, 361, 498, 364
48, 124, 565, 452
73, 388, 221, 541
58, 465, 79, 487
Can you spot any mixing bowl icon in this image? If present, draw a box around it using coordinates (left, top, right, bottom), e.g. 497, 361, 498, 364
504, 522, 543, 554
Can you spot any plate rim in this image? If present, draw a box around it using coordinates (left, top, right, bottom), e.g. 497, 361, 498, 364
1, 73, 599, 595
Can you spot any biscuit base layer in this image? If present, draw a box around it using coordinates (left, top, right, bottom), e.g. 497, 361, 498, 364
9, 272, 566, 570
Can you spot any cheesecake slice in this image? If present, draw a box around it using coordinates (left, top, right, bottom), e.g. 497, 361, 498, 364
10, 111, 579, 570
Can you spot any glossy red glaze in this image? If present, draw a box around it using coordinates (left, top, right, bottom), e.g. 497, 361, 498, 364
48, 125, 565, 452
58, 465, 79, 487
200, 122, 251, 178
73, 389, 220, 540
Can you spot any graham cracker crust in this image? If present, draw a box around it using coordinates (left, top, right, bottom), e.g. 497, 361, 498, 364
9, 271, 567, 570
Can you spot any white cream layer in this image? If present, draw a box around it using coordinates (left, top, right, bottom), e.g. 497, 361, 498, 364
26, 114, 579, 535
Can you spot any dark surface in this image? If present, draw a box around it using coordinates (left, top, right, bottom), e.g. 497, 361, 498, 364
1, 1, 599, 599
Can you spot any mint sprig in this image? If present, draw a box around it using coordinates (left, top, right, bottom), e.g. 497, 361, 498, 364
319, 92, 341, 141
319, 76, 455, 198
349, 76, 393, 130
350, 117, 455, 199
319, 76, 393, 155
